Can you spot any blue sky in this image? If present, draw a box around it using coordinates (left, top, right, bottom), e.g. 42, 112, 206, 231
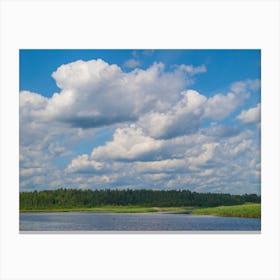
20, 49, 260, 97
19, 50, 261, 194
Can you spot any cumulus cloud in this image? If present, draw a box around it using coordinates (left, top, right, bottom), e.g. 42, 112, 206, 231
64, 122, 260, 193
66, 154, 104, 173
202, 79, 260, 121
21, 59, 210, 130
22, 122, 259, 193
138, 90, 206, 139
19, 58, 261, 194
137, 87, 251, 139
21, 60, 255, 136
237, 103, 261, 124
204, 92, 248, 120
20, 90, 48, 110
91, 125, 163, 161
36, 59, 205, 128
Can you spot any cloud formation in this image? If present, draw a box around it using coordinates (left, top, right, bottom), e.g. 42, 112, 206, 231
91, 125, 163, 161
64, 126, 260, 193
19, 58, 261, 194
237, 103, 261, 124
35, 59, 206, 129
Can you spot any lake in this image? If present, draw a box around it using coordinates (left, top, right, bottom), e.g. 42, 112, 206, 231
20, 212, 261, 232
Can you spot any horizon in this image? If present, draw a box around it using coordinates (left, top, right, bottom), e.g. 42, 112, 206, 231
19, 49, 261, 194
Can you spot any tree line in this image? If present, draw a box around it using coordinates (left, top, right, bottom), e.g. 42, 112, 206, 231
20, 188, 261, 210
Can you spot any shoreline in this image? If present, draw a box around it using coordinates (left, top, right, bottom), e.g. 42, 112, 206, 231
20, 203, 261, 218
20, 206, 192, 214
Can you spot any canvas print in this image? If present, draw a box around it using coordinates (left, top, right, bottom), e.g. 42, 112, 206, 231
19, 49, 261, 232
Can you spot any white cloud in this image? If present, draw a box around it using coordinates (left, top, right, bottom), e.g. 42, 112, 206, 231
175, 64, 207, 76
124, 58, 141, 68
199, 169, 214, 177
187, 143, 218, 167
56, 61, 181, 119
51, 59, 121, 90
204, 92, 249, 120
138, 90, 206, 139
135, 159, 187, 174
20, 167, 44, 177
91, 125, 163, 161
64, 122, 260, 192
66, 154, 104, 173
20, 90, 48, 110
56, 125, 260, 193
230, 79, 260, 94
137, 87, 250, 139
21, 60, 251, 140
203, 79, 260, 121
237, 103, 261, 124
22, 59, 208, 130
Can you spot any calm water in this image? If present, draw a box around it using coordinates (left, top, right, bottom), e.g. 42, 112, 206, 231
20, 212, 261, 231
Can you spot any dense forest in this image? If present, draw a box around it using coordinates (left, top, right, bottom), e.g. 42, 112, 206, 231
20, 188, 261, 210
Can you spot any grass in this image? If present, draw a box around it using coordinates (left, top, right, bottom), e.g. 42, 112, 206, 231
20, 203, 261, 218
191, 203, 261, 218
20, 206, 193, 214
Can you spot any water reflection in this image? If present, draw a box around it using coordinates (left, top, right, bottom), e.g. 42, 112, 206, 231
20, 212, 261, 231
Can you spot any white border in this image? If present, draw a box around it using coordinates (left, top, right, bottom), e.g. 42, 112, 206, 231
1, 1, 279, 279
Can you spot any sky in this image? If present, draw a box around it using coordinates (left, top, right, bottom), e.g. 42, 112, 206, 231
19, 49, 261, 194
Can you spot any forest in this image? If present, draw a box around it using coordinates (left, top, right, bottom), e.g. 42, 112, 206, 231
20, 188, 261, 210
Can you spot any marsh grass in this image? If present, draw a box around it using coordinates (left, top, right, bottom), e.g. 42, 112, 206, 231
192, 203, 261, 218
20, 204, 261, 218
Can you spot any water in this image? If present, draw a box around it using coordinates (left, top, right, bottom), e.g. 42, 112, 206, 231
20, 212, 261, 232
